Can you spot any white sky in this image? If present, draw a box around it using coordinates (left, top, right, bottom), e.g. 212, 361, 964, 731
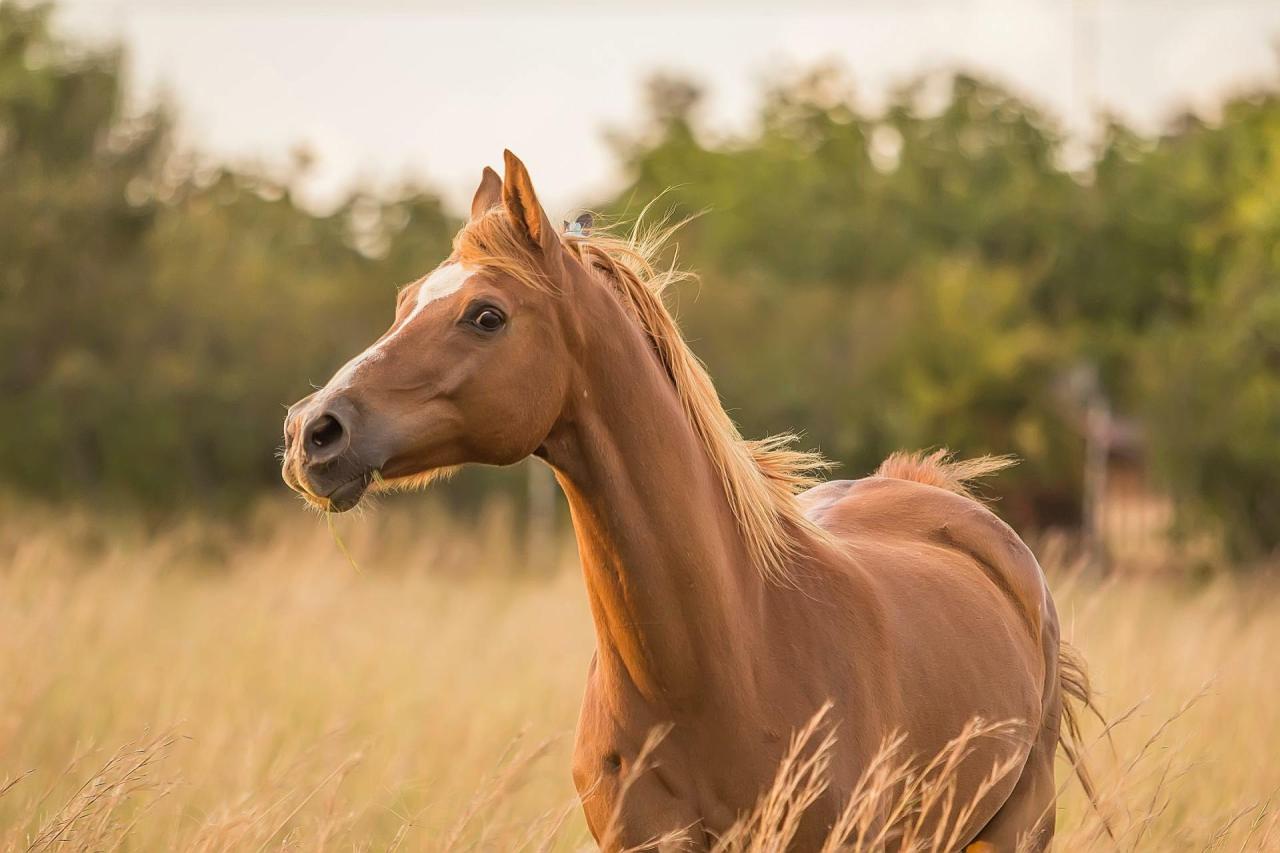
56, 1, 1280, 216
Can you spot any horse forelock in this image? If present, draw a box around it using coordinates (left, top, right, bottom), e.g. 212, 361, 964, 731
454, 207, 835, 586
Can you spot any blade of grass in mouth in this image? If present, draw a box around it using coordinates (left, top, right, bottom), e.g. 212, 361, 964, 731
327, 509, 361, 573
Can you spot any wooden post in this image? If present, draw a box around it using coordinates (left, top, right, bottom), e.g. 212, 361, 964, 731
1082, 389, 1111, 573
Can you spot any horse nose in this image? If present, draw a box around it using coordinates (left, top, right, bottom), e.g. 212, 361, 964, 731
301, 410, 351, 464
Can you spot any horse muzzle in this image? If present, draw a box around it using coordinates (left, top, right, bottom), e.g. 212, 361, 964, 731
282, 395, 379, 512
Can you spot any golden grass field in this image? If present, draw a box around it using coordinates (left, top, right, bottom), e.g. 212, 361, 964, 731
1, 495, 1277, 851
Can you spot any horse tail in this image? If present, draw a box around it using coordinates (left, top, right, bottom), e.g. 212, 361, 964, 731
1057, 641, 1116, 841
874, 449, 1017, 500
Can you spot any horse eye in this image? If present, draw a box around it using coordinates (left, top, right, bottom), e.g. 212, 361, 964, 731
472, 308, 505, 332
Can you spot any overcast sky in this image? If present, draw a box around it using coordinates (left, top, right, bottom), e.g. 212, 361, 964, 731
56, 1, 1280, 216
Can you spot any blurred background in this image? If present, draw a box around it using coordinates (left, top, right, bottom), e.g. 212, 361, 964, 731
6, 0, 1280, 568
3, 2, 1280, 848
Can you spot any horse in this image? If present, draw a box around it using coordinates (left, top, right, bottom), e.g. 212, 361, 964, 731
281, 150, 1098, 851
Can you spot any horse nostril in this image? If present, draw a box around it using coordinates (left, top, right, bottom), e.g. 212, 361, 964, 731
304, 412, 347, 458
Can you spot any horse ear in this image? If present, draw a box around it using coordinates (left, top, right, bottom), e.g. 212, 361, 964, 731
502, 149, 558, 256
470, 166, 502, 220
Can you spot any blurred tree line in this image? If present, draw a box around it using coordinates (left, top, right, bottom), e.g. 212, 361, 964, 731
606, 69, 1280, 559
0, 3, 455, 506
2, 3, 1278, 559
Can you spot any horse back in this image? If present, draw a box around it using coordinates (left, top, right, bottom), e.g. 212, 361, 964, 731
802, 475, 1051, 641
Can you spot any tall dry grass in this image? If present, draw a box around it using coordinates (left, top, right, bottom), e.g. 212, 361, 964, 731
0, 496, 1276, 850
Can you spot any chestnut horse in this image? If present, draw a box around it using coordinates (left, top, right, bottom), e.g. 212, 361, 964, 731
281, 151, 1096, 851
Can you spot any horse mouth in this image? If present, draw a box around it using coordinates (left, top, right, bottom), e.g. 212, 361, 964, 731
322, 474, 371, 512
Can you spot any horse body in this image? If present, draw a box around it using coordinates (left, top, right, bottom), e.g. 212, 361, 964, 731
281, 151, 1087, 851
542, 258, 1058, 848
561, 397, 1058, 850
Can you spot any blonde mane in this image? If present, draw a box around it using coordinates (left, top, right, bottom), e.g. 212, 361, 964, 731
454, 206, 834, 586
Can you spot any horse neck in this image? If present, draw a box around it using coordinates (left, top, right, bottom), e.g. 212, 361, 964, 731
540, 283, 770, 709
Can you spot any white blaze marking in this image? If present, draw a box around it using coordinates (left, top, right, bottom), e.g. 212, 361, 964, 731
329, 263, 475, 387
413, 263, 473, 312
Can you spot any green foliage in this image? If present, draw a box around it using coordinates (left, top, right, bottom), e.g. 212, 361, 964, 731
1133, 97, 1280, 557
3, 4, 1279, 557
606, 70, 1090, 529
609, 68, 1280, 549
0, 3, 457, 507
